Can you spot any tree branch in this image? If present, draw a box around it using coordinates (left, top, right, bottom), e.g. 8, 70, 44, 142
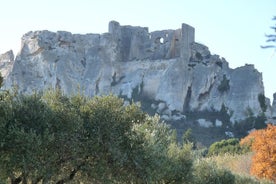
11, 175, 22, 184
261, 45, 276, 49
55, 163, 84, 184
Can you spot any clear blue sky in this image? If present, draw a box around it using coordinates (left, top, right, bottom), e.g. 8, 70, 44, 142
0, 0, 275, 100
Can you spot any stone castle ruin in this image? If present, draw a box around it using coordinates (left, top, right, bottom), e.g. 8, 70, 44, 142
0, 21, 275, 125
108, 21, 194, 61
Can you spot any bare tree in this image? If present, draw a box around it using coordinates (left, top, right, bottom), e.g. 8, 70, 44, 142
261, 16, 276, 49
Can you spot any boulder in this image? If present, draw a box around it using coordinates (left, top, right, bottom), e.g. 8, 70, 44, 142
215, 119, 223, 127
197, 119, 213, 128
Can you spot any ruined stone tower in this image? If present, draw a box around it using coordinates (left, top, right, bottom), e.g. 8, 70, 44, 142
108, 21, 195, 62
180, 23, 195, 61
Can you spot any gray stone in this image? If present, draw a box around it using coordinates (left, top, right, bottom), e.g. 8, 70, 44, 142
265, 119, 276, 125
162, 109, 172, 117
157, 102, 167, 113
172, 114, 186, 121
215, 119, 222, 127
0, 50, 14, 79
0, 21, 268, 123
225, 131, 234, 138
197, 119, 213, 128
151, 103, 157, 110
161, 115, 170, 121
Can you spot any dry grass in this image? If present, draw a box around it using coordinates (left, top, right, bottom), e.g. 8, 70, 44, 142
203, 152, 274, 184
205, 152, 253, 176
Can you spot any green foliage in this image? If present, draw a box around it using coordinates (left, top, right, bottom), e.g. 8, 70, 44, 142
182, 128, 197, 149
0, 91, 83, 183
132, 115, 194, 183
220, 103, 232, 123
193, 160, 235, 184
258, 93, 267, 112
233, 113, 267, 138
208, 138, 249, 156
0, 90, 194, 183
1, 89, 271, 183
218, 74, 230, 92
234, 174, 273, 184
197, 153, 274, 184
76, 94, 147, 182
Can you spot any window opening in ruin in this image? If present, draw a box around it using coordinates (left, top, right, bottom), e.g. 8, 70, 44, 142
155, 37, 164, 44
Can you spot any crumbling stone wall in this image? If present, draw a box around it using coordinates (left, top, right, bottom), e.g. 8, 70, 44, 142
108, 21, 194, 61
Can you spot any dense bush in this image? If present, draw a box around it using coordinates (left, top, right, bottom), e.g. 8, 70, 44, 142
234, 174, 273, 184
193, 160, 235, 184
258, 93, 267, 112
208, 138, 249, 156
217, 74, 230, 92
196, 156, 273, 184
233, 115, 267, 138
182, 128, 197, 149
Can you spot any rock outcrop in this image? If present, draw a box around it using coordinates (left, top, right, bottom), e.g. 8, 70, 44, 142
0, 21, 270, 123
0, 50, 14, 79
271, 93, 276, 118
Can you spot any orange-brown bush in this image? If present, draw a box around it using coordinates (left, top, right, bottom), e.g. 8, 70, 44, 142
240, 124, 276, 182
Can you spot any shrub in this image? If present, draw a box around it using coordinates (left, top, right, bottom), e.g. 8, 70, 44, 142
217, 74, 230, 92
208, 138, 249, 156
233, 114, 267, 138
132, 115, 194, 183
195, 52, 203, 61
234, 174, 273, 184
182, 128, 197, 149
193, 160, 235, 184
206, 153, 252, 176
258, 94, 267, 112
197, 154, 274, 184
216, 61, 223, 68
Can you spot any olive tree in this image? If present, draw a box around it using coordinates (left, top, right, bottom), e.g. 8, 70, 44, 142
0, 91, 194, 183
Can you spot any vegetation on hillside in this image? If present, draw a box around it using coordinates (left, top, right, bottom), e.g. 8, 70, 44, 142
207, 138, 249, 156
0, 90, 194, 183
0, 87, 274, 183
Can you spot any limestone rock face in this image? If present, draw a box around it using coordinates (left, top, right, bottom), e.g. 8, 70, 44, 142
0, 21, 268, 122
272, 93, 276, 118
0, 50, 14, 79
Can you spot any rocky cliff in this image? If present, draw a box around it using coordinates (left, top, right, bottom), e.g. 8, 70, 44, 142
0, 21, 273, 124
